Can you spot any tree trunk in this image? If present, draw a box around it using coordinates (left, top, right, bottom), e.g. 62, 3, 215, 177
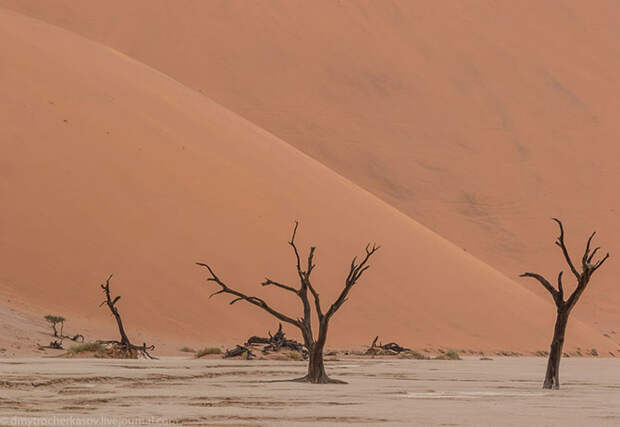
293, 324, 346, 384
112, 309, 131, 347
544, 309, 568, 389
305, 343, 330, 383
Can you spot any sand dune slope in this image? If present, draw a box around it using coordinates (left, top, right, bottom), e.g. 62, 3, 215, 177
4, 0, 619, 332
1, 9, 615, 353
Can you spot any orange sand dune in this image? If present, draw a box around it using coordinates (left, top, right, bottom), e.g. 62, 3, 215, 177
4, 0, 618, 335
1, 8, 614, 354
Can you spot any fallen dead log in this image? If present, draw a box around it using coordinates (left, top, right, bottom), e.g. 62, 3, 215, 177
224, 345, 255, 359
39, 336, 83, 351
248, 324, 308, 359
365, 336, 411, 355
95, 340, 156, 360
224, 324, 309, 360
39, 340, 64, 350
61, 333, 85, 343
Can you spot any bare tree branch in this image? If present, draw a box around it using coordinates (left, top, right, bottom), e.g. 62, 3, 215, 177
196, 262, 300, 328
552, 218, 580, 280
582, 231, 596, 268
520, 272, 559, 300
307, 280, 324, 320
587, 247, 600, 263
326, 243, 380, 320
286, 221, 316, 333
261, 278, 298, 294
289, 221, 304, 284
303, 246, 324, 319
593, 253, 610, 272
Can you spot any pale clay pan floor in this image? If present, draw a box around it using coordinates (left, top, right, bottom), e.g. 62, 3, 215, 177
1, 357, 619, 426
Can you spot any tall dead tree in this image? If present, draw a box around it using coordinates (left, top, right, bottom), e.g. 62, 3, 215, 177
197, 221, 379, 384
99, 275, 155, 359
520, 218, 609, 389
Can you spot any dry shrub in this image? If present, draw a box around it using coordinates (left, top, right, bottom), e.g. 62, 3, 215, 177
195, 347, 222, 358
434, 349, 461, 360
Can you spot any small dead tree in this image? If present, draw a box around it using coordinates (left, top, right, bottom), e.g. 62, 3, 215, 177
43, 315, 84, 345
99, 275, 155, 359
44, 315, 65, 338
520, 218, 609, 389
197, 221, 379, 384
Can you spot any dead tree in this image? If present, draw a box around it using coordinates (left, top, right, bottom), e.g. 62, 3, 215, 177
43, 315, 84, 344
197, 221, 379, 384
99, 275, 156, 359
520, 218, 609, 389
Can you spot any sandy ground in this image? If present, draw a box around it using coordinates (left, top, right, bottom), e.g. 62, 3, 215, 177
1, 357, 619, 426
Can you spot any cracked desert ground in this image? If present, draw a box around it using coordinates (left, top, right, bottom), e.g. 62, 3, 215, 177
2, 357, 619, 426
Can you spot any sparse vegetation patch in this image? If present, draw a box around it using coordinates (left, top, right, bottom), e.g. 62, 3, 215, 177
195, 347, 222, 358
68, 342, 106, 357
435, 349, 461, 360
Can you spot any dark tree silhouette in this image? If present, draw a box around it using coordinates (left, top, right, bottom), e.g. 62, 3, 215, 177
99, 275, 155, 359
520, 218, 609, 389
44, 314, 65, 338
43, 314, 84, 346
197, 221, 379, 384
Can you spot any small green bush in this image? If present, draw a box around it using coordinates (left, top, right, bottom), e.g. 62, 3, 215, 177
195, 347, 222, 358
44, 314, 66, 324
44, 314, 66, 336
179, 347, 195, 353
